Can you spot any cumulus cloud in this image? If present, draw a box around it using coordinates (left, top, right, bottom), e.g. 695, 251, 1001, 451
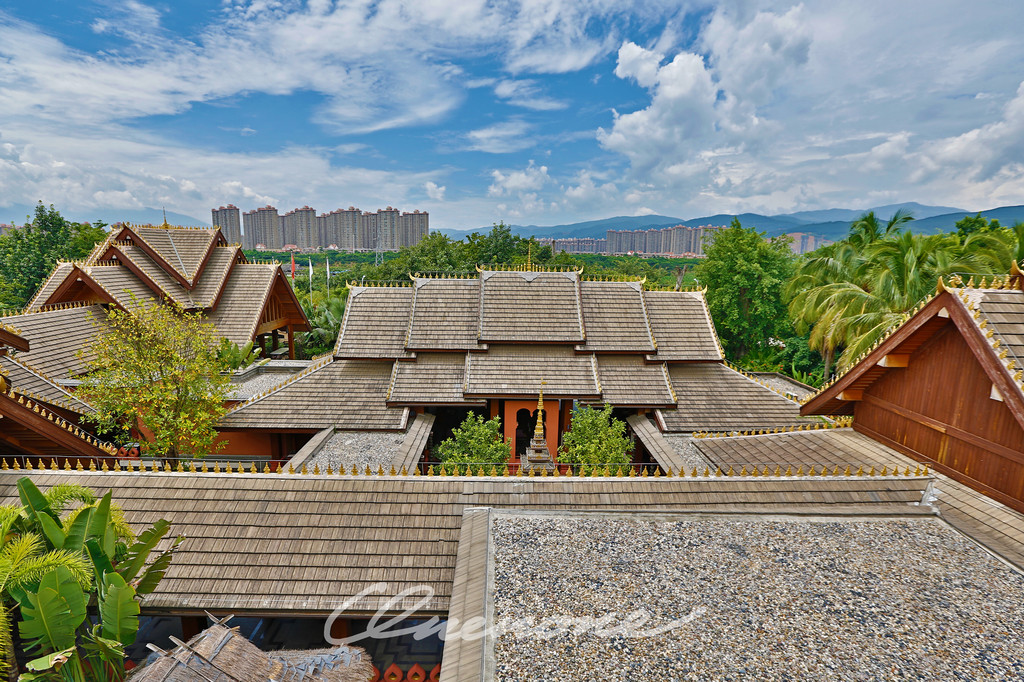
488, 161, 550, 197
424, 181, 446, 201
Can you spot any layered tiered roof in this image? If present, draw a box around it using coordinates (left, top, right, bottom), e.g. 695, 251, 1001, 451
4, 223, 309, 381
223, 268, 805, 430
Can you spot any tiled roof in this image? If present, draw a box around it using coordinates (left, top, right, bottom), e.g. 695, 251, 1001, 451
334, 287, 414, 359
577, 280, 655, 352
0, 354, 93, 414
388, 353, 481, 405
693, 428, 1024, 570
25, 262, 74, 311
594, 355, 675, 406
974, 289, 1024, 363
658, 363, 813, 432
189, 246, 240, 308
465, 345, 599, 397
0, 305, 109, 379
406, 278, 481, 350
0, 472, 935, 615
207, 264, 277, 345
81, 265, 157, 309
479, 271, 583, 343
644, 290, 723, 361
219, 359, 408, 431
130, 226, 220, 282
113, 244, 192, 306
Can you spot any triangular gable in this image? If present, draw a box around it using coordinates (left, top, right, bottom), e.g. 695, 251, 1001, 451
801, 285, 1024, 431
110, 225, 224, 289
208, 265, 310, 345
40, 263, 155, 311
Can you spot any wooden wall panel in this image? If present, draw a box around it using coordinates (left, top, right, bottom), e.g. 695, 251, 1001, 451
856, 324, 1024, 511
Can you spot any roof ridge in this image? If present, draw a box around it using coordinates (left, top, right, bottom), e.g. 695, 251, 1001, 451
242, 265, 281, 341
224, 355, 335, 413
25, 261, 75, 311
1, 354, 91, 413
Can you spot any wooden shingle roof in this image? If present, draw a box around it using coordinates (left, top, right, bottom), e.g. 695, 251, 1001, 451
220, 359, 408, 431
0, 305, 109, 379
577, 280, 656, 352
464, 345, 600, 398
594, 355, 675, 406
479, 271, 583, 343
207, 264, 278, 345
0, 355, 92, 414
130, 226, 221, 283
25, 262, 74, 312
643, 290, 723, 361
388, 353, 482, 405
112, 244, 193, 306
658, 363, 813, 432
0, 471, 935, 616
79, 264, 157, 309
190, 246, 242, 308
334, 287, 414, 359
406, 278, 481, 350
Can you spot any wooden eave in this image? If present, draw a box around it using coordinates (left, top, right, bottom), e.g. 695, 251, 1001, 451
188, 231, 228, 289
251, 269, 311, 336
0, 391, 108, 460
0, 327, 29, 353
801, 290, 1024, 430
41, 266, 121, 310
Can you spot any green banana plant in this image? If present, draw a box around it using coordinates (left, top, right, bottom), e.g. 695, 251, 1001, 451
1, 478, 183, 681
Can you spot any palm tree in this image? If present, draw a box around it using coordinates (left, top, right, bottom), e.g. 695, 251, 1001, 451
848, 209, 915, 249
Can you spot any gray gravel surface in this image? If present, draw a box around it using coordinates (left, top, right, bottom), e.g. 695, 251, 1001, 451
310, 431, 407, 472
660, 434, 714, 472
491, 515, 1024, 681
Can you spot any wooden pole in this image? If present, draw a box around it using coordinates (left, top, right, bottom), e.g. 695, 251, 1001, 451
287, 324, 295, 359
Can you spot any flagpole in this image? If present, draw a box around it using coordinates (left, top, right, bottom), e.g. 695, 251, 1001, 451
309, 257, 314, 308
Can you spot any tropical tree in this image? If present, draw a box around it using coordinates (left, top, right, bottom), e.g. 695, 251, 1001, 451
77, 297, 232, 460
788, 230, 994, 373
434, 414, 510, 473
0, 204, 106, 310
1, 478, 180, 681
695, 218, 795, 358
955, 212, 1002, 241
558, 404, 632, 471
847, 209, 915, 249
300, 296, 346, 357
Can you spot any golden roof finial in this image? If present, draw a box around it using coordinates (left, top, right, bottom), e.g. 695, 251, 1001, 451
161, 207, 170, 228
534, 379, 546, 439
527, 242, 532, 271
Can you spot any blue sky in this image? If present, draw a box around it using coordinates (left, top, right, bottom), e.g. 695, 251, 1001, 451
1, 1, 1023, 229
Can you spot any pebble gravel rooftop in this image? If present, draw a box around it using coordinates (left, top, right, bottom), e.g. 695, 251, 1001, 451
490, 515, 1024, 681
309, 430, 408, 472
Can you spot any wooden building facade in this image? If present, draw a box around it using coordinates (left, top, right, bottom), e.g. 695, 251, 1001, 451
802, 273, 1024, 513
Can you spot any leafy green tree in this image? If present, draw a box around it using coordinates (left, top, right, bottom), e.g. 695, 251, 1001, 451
77, 298, 231, 460
558, 404, 632, 469
4, 478, 181, 681
695, 218, 794, 358
955, 212, 1002, 241
300, 296, 346, 357
434, 414, 510, 472
0, 204, 106, 309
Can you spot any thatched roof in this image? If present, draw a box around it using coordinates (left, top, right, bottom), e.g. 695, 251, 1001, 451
128, 619, 372, 682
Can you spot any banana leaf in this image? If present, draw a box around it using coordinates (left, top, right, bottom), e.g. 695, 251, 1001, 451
17, 567, 87, 654
99, 573, 140, 646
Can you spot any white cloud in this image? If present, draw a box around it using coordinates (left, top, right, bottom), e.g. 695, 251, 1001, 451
465, 121, 534, 154
493, 79, 567, 111
488, 161, 550, 197
424, 181, 446, 201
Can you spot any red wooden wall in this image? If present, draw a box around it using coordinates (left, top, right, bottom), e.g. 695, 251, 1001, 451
855, 324, 1024, 512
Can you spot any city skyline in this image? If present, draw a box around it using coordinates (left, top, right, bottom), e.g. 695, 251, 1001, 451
1, 3, 1023, 229
212, 203, 429, 251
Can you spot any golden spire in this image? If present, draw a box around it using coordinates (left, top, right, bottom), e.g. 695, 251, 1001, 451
527, 242, 532, 271
534, 379, 546, 439
161, 207, 170, 228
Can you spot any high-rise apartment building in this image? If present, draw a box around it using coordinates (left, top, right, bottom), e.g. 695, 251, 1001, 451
606, 224, 725, 256
211, 205, 242, 244
242, 205, 282, 249
226, 204, 428, 251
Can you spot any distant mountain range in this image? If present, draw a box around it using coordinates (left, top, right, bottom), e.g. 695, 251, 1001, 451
440, 202, 1024, 242
0, 204, 208, 227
